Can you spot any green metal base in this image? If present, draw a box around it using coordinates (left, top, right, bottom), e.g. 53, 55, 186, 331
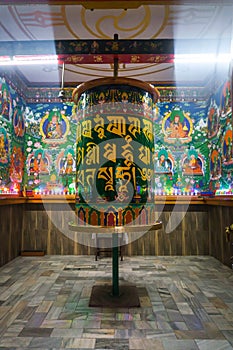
89, 285, 140, 308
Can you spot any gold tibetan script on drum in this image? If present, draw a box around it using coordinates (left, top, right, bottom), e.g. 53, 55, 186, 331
107, 116, 126, 137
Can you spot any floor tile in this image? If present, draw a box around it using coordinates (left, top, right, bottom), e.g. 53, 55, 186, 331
0, 256, 232, 349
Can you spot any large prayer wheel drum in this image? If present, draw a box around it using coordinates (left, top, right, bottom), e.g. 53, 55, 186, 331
72, 77, 159, 227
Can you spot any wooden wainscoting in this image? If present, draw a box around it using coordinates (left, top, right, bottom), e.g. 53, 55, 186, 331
21, 202, 209, 258
22, 203, 96, 256
208, 205, 233, 268
0, 204, 23, 267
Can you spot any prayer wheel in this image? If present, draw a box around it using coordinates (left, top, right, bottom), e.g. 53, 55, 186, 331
72, 77, 159, 227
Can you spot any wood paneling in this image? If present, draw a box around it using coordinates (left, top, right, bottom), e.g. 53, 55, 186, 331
22, 203, 95, 256
21, 203, 209, 258
124, 206, 209, 256
209, 205, 233, 267
0, 199, 232, 269
0, 204, 23, 267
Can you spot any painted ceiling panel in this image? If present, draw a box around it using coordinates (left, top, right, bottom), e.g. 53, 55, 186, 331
0, 2, 232, 86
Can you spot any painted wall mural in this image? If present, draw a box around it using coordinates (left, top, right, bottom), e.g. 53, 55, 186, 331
209, 79, 233, 193
0, 77, 25, 193
24, 103, 77, 194
154, 102, 209, 194
0, 74, 232, 196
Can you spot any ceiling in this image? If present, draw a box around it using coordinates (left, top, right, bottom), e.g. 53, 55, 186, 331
0, 0, 233, 88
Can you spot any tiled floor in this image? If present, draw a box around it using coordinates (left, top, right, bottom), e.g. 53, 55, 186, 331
0, 255, 233, 349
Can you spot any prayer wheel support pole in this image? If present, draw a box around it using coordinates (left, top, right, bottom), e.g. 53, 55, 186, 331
112, 233, 119, 296
114, 33, 119, 78
112, 33, 120, 297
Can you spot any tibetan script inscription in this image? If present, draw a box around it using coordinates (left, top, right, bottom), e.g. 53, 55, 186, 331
107, 116, 126, 137
86, 142, 100, 165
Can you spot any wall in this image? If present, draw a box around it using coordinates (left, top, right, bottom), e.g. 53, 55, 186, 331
22, 202, 95, 256
1, 73, 232, 195
23, 102, 77, 195
209, 205, 233, 267
0, 77, 26, 194
0, 200, 231, 268
0, 204, 23, 267
207, 80, 233, 192
154, 101, 209, 194
0, 74, 232, 269
21, 202, 209, 257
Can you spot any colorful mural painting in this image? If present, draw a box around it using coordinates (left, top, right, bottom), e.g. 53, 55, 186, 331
0, 126, 9, 165
0, 79, 12, 120
24, 104, 76, 194
154, 102, 209, 194
209, 79, 233, 192
0, 77, 25, 194
162, 106, 193, 144
207, 99, 220, 139
0, 73, 232, 196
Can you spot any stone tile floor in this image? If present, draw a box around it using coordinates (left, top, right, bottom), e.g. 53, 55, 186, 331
0, 255, 233, 349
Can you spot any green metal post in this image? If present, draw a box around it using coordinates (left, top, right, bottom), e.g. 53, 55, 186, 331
112, 233, 119, 296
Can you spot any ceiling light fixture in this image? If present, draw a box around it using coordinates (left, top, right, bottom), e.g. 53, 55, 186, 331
174, 53, 232, 64
0, 55, 58, 66
58, 62, 66, 100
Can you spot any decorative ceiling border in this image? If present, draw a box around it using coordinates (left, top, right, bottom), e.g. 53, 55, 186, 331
0, 39, 230, 60
1, 69, 210, 103
0, 1, 233, 6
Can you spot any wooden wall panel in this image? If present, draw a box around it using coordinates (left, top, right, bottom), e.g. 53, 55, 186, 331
21, 203, 209, 258
22, 204, 95, 256
0, 204, 23, 267
209, 206, 233, 268
124, 206, 209, 256
0, 201, 230, 268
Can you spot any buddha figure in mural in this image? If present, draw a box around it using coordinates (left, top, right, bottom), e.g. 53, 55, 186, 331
40, 108, 70, 144
207, 99, 219, 139
169, 114, 187, 138
210, 149, 221, 180
10, 146, 24, 183
29, 149, 49, 178
61, 148, 76, 175
222, 129, 233, 165
13, 105, 25, 138
46, 113, 62, 139
183, 147, 203, 175
0, 80, 12, 120
162, 106, 192, 144
155, 148, 172, 174
0, 127, 8, 164
221, 80, 231, 116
